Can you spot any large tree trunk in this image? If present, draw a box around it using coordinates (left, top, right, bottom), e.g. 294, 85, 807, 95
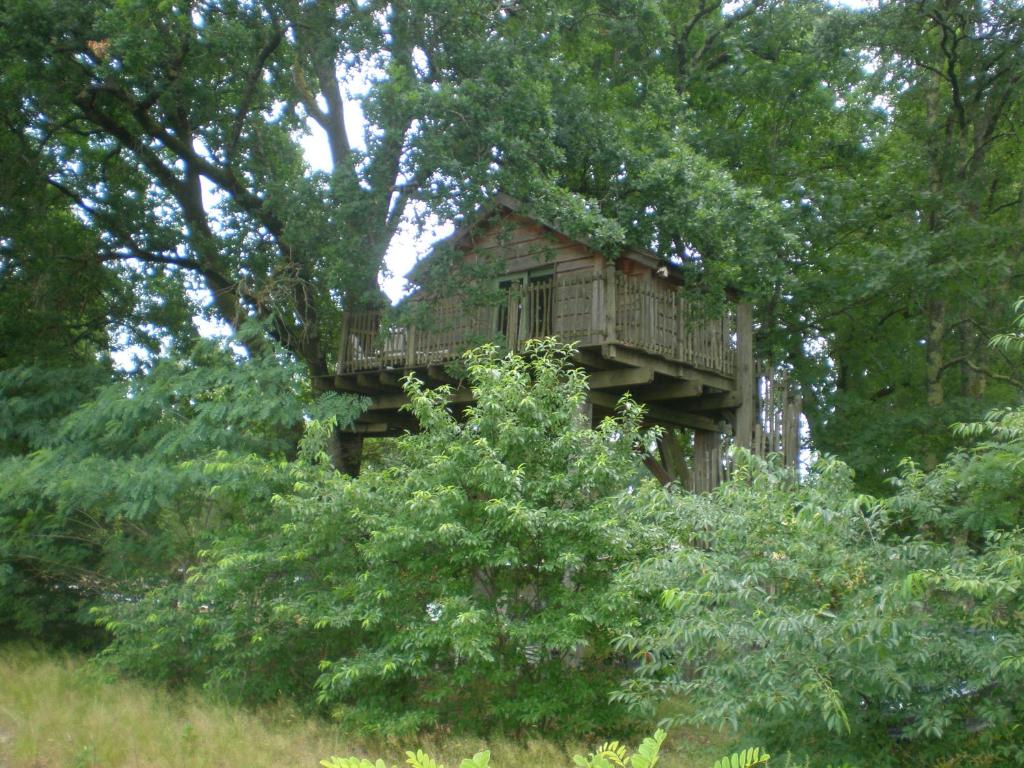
328, 429, 364, 477
924, 296, 946, 469
925, 297, 946, 410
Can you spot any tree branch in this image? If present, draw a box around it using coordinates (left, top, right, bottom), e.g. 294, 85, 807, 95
229, 28, 284, 158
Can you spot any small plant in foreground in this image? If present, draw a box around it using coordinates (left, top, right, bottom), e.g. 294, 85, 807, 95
321, 731, 669, 768
710, 748, 770, 768
322, 731, 773, 768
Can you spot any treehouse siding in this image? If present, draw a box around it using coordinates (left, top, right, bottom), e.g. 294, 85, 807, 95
462, 216, 602, 277
337, 208, 739, 381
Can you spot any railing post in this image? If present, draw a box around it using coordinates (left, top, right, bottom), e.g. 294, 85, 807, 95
506, 285, 518, 350
405, 325, 417, 369
735, 302, 755, 450
337, 312, 351, 373
675, 294, 685, 362
783, 386, 802, 468
604, 262, 617, 344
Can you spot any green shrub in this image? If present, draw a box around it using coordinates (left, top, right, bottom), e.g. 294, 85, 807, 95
99, 341, 673, 733
322, 733, 775, 768
0, 336, 355, 648
709, 749, 769, 768
617, 439, 1024, 766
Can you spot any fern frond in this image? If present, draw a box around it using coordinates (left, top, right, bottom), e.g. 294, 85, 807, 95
711, 746, 770, 768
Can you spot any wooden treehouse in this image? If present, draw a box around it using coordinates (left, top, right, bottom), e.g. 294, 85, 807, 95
334, 195, 800, 490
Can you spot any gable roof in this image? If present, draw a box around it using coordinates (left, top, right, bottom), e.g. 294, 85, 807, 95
405, 193, 674, 286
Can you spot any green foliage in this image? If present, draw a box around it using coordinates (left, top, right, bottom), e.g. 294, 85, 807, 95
989, 298, 1024, 357
710, 748, 769, 768
99, 341, 672, 732
794, 1, 1024, 486
0, 333, 363, 647
321, 732, 774, 768
619, 431, 1024, 766
572, 730, 667, 768
323, 731, 668, 768
324, 748, 492, 768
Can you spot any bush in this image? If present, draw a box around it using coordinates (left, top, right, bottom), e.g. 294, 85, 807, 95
617, 439, 1024, 766
99, 341, 674, 734
322, 733, 776, 768
0, 336, 353, 647
322, 731, 670, 768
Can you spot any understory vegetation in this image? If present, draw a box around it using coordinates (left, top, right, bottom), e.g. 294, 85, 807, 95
4, 335, 1024, 766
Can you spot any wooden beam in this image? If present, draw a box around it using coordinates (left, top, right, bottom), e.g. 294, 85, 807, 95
579, 394, 594, 428
588, 391, 731, 434
332, 377, 379, 396
572, 348, 613, 370
633, 380, 702, 401
600, 344, 736, 392
675, 391, 742, 411
604, 263, 617, 344
351, 422, 390, 434
336, 312, 351, 379
648, 408, 730, 435
784, 390, 802, 468
588, 367, 655, 389
427, 364, 457, 384
734, 302, 755, 449
405, 326, 417, 368
353, 421, 420, 437
693, 429, 724, 492
368, 386, 474, 412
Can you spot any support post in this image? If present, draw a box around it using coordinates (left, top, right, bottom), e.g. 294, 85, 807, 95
693, 429, 724, 492
337, 312, 351, 375
676, 293, 686, 362
604, 262, 617, 344
783, 389, 802, 468
406, 325, 417, 369
734, 302, 755, 450
578, 393, 594, 429
337, 431, 364, 476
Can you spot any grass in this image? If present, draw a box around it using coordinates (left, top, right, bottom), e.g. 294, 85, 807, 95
0, 645, 740, 768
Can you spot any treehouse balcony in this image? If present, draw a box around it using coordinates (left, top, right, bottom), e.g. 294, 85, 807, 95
335, 267, 741, 438
338, 270, 736, 380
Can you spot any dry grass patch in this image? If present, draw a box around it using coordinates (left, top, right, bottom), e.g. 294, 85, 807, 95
0, 646, 736, 768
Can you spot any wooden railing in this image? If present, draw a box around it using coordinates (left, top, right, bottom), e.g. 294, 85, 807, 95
614, 273, 736, 377
337, 271, 737, 379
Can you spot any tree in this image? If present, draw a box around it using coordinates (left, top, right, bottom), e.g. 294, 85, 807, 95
617, 442, 1024, 766
607, 0, 1024, 488
0, 0, 794, 435
0, 333, 362, 645
97, 342, 674, 734
617, 302, 1024, 765
802, 1, 1024, 484
0, 0, 586, 470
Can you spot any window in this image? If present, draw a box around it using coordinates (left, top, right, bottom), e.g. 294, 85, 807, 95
495, 269, 554, 345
